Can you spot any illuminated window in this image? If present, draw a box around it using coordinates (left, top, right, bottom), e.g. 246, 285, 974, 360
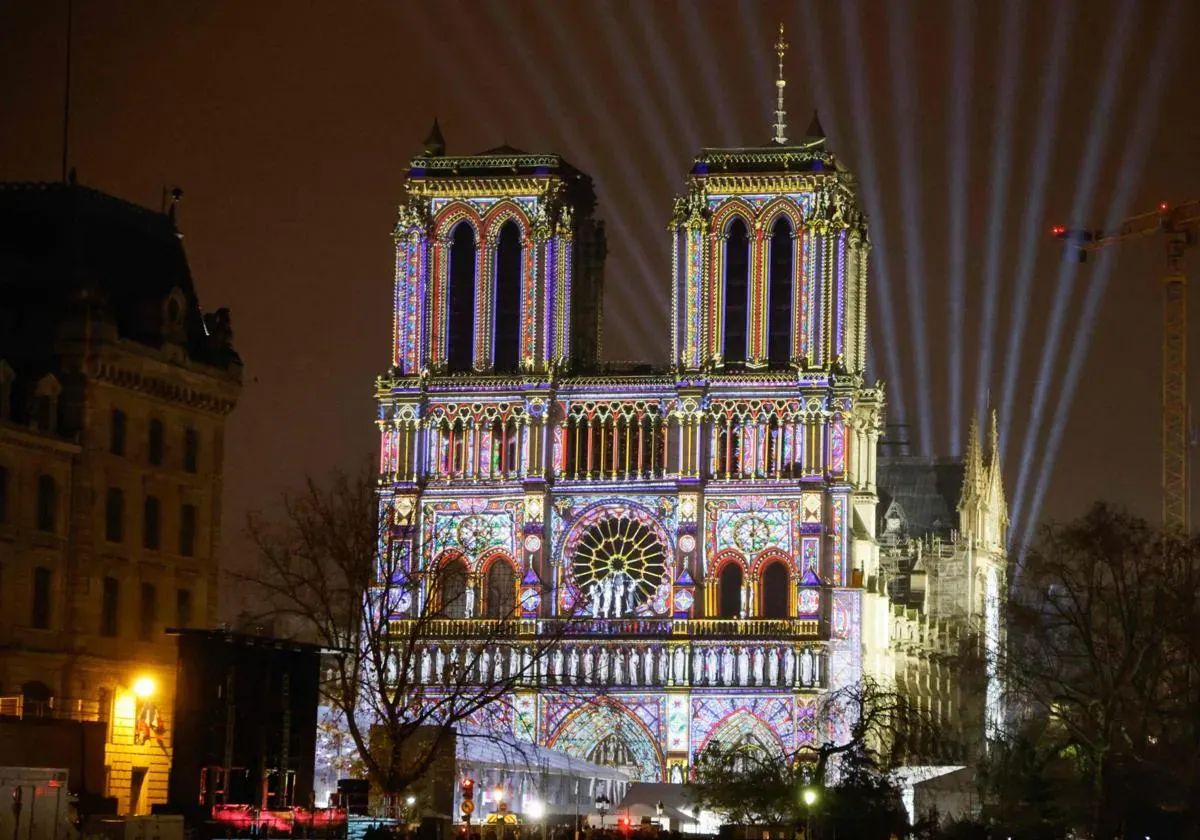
767, 217, 793, 365
105, 488, 124, 542
101, 577, 120, 637
492, 221, 522, 373
722, 218, 750, 364
148, 419, 164, 466
446, 221, 477, 373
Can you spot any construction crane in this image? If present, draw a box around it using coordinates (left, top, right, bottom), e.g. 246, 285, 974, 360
1053, 199, 1200, 533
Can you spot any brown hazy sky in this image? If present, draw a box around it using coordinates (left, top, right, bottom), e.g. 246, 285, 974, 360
2, 0, 1198, 611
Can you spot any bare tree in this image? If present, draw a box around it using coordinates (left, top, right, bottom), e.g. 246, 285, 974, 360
234, 465, 575, 798
1006, 503, 1200, 839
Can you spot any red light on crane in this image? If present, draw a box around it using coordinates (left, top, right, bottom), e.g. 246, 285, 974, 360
1051, 225, 1067, 238
1160, 201, 1170, 212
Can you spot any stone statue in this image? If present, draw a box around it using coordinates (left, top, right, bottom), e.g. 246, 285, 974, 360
420, 648, 431, 684
583, 648, 594, 682
479, 648, 491, 682
613, 650, 624, 684
569, 648, 579, 683
464, 585, 475, 617
629, 648, 640, 686
784, 648, 795, 685
693, 649, 704, 683
737, 648, 749, 686
800, 649, 813, 686
554, 649, 565, 683
625, 577, 638, 614
664, 648, 673, 684
753, 648, 764, 686
767, 648, 779, 685
722, 648, 734, 685
588, 582, 600, 618
706, 648, 719, 684
598, 649, 609, 684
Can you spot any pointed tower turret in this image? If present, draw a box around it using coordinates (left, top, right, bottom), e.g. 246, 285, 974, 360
986, 408, 1010, 547
958, 417, 985, 541
423, 118, 446, 157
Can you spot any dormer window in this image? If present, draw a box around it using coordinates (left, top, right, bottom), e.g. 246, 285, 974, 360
33, 374, 61, 434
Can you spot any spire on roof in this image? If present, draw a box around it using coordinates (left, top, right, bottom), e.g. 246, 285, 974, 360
423, 117, 446, 157
771, 23, 788, 145
962, 416, 983, 501
806, 109, 825, 139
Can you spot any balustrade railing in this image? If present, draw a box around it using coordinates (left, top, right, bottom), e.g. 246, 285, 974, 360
399, 640, 829, 692
389, 617, 821, 639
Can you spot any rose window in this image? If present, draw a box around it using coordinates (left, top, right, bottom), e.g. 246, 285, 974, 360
572, 515, 667, 616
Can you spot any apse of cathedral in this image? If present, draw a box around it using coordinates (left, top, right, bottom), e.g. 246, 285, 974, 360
375, 33, 1006, 784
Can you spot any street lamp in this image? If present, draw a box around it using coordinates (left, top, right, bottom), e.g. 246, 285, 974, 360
801, 787, 819, 840
528, 799, 546, 840
594, 794, 611, 830
133, 676, 156, 698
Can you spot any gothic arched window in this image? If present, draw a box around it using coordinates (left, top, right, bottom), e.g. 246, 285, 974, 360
484, 557, 517, 619
493, 221, 522, 373
438, 559, 468, 618
761, 560, 790, 619
447, 221, 477, 373
718, 561, 743, 619
767, 217, 793, 366
722, 218, 750, 365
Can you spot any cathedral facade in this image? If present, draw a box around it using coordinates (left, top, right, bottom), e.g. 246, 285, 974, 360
374, 106, 901, 785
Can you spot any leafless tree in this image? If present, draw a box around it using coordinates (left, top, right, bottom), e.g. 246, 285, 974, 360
1006, 503, 1200, 838
234, 464, 577, 798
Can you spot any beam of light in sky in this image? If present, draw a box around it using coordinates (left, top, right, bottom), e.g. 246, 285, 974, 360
887, 0, 935, 457
998, 0, 1077, 452
470, 2, 664, 350
1009, 0, 1138, 540
681, 8, 736, 147
945, 0, 972, 455
738, 0, 771, 129
834, 0, 911, 445
629, 3, 700, 154
973, 0, 1025, 430
1017, 0, 1185, 556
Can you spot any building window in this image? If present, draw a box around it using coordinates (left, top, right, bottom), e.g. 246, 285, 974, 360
180, 503, 196, 557
760, 560, 790, 619
0, 464, 9, 524
105, 488, 124, 542
101, 577, 120, 637
767, 216, 794, 366
484, 557, 517, 619
722, 217, 750, 365
183, 427, 198, 473
446, 221, 477, 373
111, 409, 127, 456
139, 582, 157, 641
143, 495, 161, 550
148, 419, 165, 465
718, 562, 743, 619
176, 588, 192, 629
438, 560, 468, 619
32, 566, 52, 629
36, 475, 57, 532
492, 221, 522, 373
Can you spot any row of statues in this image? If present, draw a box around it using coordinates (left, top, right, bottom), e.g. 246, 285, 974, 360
587, 570, 641, 618
415, 642, 823, 689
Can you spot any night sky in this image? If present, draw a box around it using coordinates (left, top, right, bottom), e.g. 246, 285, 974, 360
2, 1, 1198, 611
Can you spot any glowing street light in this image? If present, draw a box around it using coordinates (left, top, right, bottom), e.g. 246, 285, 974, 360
801, 788, 818, 807
527, 800, 544, 820
801, 787, 819, 840
133, 676, 156, 698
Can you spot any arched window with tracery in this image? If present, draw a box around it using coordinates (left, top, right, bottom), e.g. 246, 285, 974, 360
760, 560, 790, 619
718, 561, 743, 619
447, 221, 477, 372
484, 556, 517, 619
722, 218, 750, 365
493, 221, 522, 373
767, 217, 793, 366
437, 558, 469, 618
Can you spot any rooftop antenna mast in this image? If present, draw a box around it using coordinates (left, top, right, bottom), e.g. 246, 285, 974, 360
61, 0, 73, 182
772, 23, 788, 145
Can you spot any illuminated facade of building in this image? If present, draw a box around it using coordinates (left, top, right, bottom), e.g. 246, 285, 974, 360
0, 182, 242, 813
375, 97, 899, 784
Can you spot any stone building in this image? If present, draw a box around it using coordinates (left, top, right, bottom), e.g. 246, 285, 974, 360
0, 180, 241, 814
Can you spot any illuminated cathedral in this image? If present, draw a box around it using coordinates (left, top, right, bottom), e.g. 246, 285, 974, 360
374, 34, 1005, 798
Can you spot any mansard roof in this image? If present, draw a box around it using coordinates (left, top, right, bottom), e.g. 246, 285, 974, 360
876, 455, 965, 540
0, 180, 240, 371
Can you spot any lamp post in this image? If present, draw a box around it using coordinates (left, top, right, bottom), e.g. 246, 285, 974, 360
594, 794, 610, 831
404, 795, 416, 826
801, 788, 819, 840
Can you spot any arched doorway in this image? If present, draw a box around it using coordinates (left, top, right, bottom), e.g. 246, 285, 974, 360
547, 700, 665, 782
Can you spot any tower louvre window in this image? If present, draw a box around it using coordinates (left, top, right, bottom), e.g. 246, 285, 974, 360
446, 221, 477, 373
722, 218, 750, 365
718, 562, 743, 619
761, 560, 790, 618
767, 217, 793, 365
493, 221, 522, 373
484, 557, 517, 619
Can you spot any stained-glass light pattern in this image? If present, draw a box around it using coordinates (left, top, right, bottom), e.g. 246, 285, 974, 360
572, 516, 668, 613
